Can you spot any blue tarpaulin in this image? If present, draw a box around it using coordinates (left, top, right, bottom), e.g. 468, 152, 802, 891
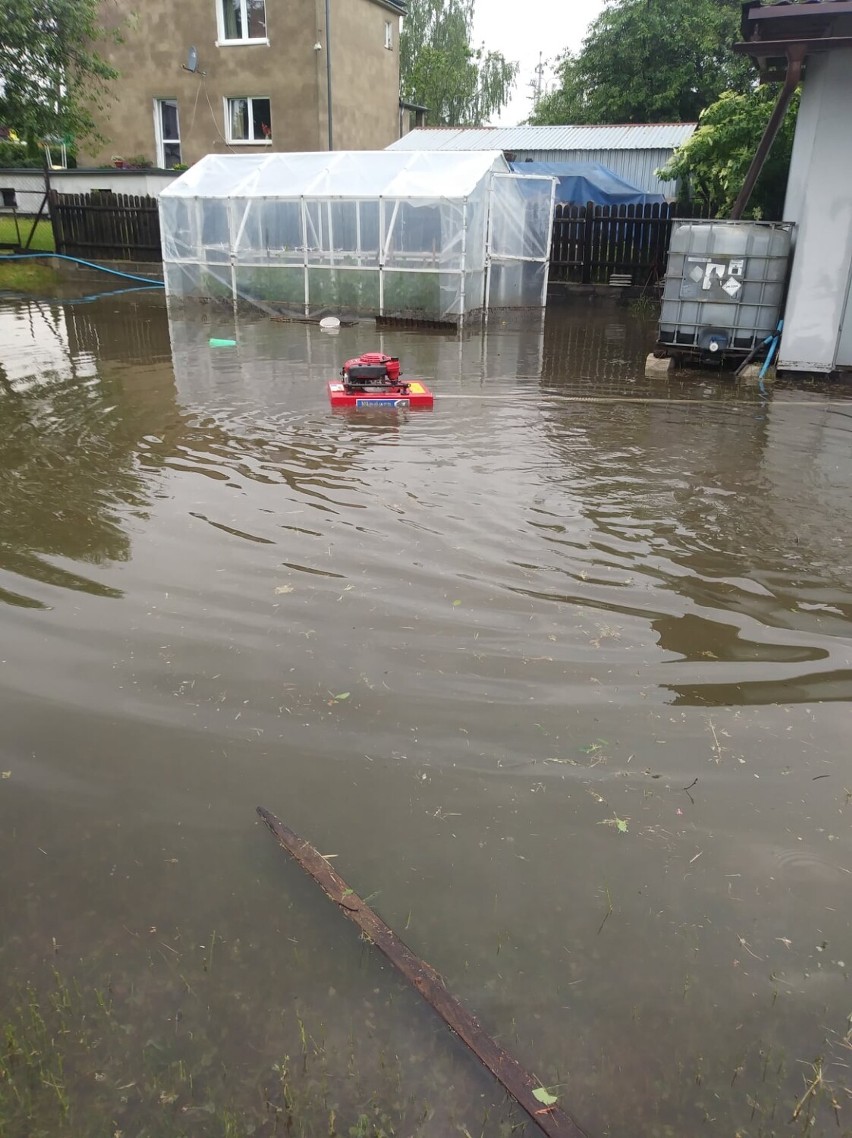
509, 160, 666, 206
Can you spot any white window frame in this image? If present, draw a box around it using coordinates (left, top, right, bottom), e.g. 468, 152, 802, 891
384, 20, 393, 49
216, 0, 269, 46
153, 98, 181, 169
224, 96, 273, 145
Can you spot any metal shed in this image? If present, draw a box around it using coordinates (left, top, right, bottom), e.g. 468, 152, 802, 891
387, 124, 697, 198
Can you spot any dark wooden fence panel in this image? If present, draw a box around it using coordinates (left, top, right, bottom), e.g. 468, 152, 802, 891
46, 190, 707, 280
49, 190, 161, 261
550, 200, 710, 285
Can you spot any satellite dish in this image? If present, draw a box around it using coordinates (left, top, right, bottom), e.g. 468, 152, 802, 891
183, 46, 198, 73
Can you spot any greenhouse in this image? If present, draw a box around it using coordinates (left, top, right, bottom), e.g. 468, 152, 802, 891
158, 150, 556, 323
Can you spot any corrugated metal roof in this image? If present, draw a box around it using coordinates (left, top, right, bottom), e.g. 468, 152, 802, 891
388, 123, 697, 153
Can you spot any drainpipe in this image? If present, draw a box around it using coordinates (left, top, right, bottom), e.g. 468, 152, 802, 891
730, 43, 806, 220
324, 0, 333, 150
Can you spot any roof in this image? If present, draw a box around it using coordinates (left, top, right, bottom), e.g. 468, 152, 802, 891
736, 0, 852, 78
370, 0, 405, 13
387, 123, 698, 153
160, 149, 512, 200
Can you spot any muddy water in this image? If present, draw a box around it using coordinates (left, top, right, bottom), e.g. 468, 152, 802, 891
1, 291, 852, 1137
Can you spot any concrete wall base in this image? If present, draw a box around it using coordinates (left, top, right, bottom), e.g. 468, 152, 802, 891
645, 353, 675, 379
739, 364, 776, 385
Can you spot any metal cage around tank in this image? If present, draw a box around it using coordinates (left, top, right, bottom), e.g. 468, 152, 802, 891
658, 220, 793, 357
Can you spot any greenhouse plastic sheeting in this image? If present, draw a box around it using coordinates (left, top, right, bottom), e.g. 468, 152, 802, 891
159, 150, 556, 322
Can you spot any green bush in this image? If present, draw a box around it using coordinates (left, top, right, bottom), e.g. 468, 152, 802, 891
0, 140, 42, 168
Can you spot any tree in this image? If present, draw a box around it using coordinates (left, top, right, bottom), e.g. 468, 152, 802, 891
529, 0, 752, 125
659, 86, 799, 218
400, 0, 518, 126
0, 0, 117, 146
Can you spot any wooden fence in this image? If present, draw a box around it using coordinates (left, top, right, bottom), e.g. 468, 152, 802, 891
49, 190, 161, 261
550, 201, 710, 286
45, 190, 709, 281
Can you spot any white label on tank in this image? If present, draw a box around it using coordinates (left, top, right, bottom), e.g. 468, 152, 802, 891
689, 264, 705, 284
702, 262, 727, 290
722, 276, 742, 297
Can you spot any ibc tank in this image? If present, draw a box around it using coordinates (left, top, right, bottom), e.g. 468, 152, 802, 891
658, 221, 792, 354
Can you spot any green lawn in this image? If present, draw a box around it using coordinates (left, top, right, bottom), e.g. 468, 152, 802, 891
0, 258, 59, 291
0, 216, 57, 289
0, 215, 55, 252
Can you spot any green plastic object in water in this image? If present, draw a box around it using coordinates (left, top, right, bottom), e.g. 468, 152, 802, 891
209, 337, 237, 347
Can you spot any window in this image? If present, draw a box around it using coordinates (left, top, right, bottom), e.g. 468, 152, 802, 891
154, 100, 181, 169
384, 20, 393, 49
218, 0, 267, 42
154, 99, 182, 169
226, 97, 272, 143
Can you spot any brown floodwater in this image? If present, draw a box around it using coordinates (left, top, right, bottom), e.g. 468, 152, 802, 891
1, 288, 852, 1137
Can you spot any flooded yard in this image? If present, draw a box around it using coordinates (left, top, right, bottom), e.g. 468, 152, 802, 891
1, 290, 852, 1137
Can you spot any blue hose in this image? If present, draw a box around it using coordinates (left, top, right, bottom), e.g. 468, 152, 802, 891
759, 318, 784, 382
0, 252, 164, 287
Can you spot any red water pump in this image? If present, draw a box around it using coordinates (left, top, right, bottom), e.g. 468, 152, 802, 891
328, 351, 434, 410
340, 352, 404, 392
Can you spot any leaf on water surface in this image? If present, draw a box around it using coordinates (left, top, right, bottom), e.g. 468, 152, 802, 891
581, 738, 610, 754
334, 692, 350, 701
274, 584, 294, 594
598, 815, 629, 833
533, 1087, 558, 1106
1, 771, 10, 779
452, 599, 462, 606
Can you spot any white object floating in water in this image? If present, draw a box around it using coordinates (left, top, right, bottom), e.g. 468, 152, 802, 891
319, 316, 341, 330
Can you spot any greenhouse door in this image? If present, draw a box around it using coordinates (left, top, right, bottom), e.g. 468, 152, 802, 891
485, 174, 556, 312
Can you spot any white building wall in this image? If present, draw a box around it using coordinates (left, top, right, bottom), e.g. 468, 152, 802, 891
779, 49, 852, 372
0, 170, 178, 216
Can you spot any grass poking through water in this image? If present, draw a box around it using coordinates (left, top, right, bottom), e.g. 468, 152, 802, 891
0, 938, 530, 1138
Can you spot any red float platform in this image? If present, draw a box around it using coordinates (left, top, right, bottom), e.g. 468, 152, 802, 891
327, 380, 434, 410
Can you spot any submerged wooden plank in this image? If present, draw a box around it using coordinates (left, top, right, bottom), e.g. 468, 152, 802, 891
257, 805, 588, 1138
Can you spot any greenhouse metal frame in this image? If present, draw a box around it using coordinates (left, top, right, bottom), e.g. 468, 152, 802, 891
159, 151, 556, 323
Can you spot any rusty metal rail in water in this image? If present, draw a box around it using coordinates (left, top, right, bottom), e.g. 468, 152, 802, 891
257, 805, 588, 1138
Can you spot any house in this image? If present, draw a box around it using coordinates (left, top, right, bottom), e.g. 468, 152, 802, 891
78, 0, 406, 169
735, 0, 852, 374
386, 123, 697, 198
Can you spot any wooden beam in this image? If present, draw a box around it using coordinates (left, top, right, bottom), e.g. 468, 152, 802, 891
748, 1, 852, 20
256, 805, 589, 1138
730, 45, 805, 220
733, 36, 852, 57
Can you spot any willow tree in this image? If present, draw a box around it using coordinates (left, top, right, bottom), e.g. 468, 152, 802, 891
400, 0, 518, 126
0, 0, 117, 144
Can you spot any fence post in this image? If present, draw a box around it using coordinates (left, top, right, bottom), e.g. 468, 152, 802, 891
580, 202, 593, 284
48, 190, 63, 255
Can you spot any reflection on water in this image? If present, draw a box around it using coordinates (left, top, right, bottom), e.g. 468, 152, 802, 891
1, 292, 852, 1136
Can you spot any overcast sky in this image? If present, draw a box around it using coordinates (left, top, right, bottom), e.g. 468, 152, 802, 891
472, 0, 606, 126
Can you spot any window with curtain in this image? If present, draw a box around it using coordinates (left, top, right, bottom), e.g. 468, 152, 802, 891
155, 99, 182, 168
226, 97, 272, 143
219, 0, 266, 41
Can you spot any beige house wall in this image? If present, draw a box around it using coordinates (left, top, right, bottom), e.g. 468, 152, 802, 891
80, 0, 402, 167
329, 0, 401, 149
